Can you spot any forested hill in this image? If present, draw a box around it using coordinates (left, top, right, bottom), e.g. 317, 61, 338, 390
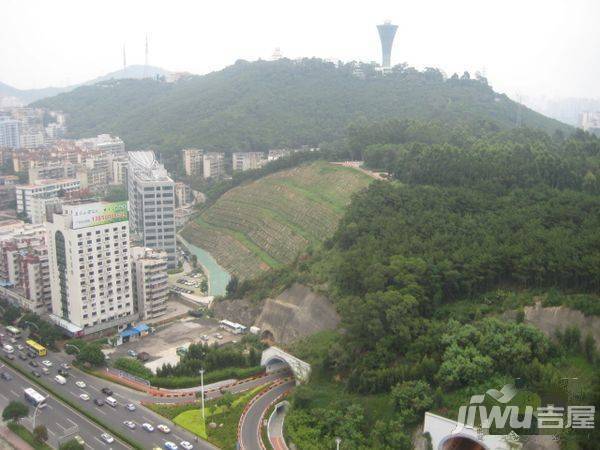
34, 58, 569, 155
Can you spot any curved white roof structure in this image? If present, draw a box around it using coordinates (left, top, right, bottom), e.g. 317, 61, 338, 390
128, 151, 172, 181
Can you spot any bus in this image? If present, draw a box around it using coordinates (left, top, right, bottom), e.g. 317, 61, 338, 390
5, 326, 21, 338
25, 339, 46, 357
23, 388, 47, 408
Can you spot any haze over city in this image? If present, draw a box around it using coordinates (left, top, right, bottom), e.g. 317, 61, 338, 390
2, 0, 599, 99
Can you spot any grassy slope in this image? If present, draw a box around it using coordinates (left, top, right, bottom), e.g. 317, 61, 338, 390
180, 161, 373, 279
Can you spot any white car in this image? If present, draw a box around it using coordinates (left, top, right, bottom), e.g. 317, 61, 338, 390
126, 403, 136, 411
180, 441, 194, 450
100, 433, 114, 444
142, 422, 154, 432
75, 380, 86, 388
157, 424, 171, 433
79, 393, 90, 401
16, 344, 24, 350
123, 420, 136, 429
41, 360, 52, 367
164, 442, 178, 450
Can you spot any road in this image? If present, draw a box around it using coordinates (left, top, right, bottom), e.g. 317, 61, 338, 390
0, 361, 129, 449
239, 380, 294, 450
0, 328, 218, 450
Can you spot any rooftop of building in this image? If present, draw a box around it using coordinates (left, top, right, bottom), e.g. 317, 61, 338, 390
128, 151, 173, 182
17, 177, 80, 189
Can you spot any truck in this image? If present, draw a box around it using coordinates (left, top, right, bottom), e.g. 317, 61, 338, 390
54, 375, 67, 385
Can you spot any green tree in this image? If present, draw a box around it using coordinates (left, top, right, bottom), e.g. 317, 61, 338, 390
76, 344, 105, 367
583, 334, 596, 363
390, 380, 433, 424
33, 425, 48, 443
2, 401, 29, 422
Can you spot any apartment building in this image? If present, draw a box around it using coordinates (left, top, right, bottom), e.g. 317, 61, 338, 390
0, 117, 21, 149
28, 162, 79, 184
127, 151, 177, 267
0, 222, 51, 313
77, 134, 125, 157
232, 152, 265, 172
182, 148, 203, 177
268, 149, 292, 161
16, 178, 81, 221
202, 152, 225, 179
131, 247, 169, 320
19, 130, 45, 149
111, 158, 128, 185
46, 201, 136, 334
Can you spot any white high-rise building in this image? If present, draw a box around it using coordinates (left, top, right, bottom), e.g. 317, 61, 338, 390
47, 201, 135, 334
182, 148, 203, 177
127, 151, 177, 267
131, 247, 169, 320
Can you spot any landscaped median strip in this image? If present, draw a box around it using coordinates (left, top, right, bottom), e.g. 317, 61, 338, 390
0, 355, 142, 450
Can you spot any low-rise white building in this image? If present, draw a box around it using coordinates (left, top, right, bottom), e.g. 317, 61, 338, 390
16, 178, 81, 222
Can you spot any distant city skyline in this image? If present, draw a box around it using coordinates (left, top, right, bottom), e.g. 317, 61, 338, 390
1, 0, 599, 100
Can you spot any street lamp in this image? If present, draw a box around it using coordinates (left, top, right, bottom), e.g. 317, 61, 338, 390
335, 437, 341, 450
199, 368, 205, 421
32, 402, 43, 429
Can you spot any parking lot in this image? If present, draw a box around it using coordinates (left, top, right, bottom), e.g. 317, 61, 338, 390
108, 317, 240, 373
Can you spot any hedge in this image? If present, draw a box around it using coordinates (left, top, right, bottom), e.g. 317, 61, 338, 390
6, 423, 52, 450
151, 366, 265, 389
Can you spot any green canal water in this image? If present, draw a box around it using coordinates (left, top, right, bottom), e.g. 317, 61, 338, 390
178, 237, 231, 297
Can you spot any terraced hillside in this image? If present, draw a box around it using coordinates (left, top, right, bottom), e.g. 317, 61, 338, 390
180, 161, 373, 279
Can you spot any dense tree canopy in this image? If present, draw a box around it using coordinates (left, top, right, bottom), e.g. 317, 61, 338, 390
34, 59, 568, 171
282, 122, 599, 449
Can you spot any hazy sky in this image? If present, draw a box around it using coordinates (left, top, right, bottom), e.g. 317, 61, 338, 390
2, 0, 599, 99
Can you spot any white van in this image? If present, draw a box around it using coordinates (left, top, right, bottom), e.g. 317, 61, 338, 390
54, 375, 67, 385
2, 344, 14, 354
105, 396, 117, 407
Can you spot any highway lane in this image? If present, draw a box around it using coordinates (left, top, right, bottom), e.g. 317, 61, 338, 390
0, 335, 218, 450
0, 362, 129, 449
239, 380, 294, 450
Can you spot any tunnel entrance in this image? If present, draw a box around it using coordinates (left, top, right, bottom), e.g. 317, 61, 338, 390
261, 329, 274, 344
441, 436, 487, 450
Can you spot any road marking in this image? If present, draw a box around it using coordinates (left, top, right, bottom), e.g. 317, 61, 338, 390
93, 436, 106, 446
47, 428, 55, 436
46, 404, 54, 410
55, 422, 67, 431
95, 407, 107, 415
0, 392, 7, 401
65, 417, 77, 428
69, 390, 78, 397
142, 415, 153, 423
9, 389, 18, 397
